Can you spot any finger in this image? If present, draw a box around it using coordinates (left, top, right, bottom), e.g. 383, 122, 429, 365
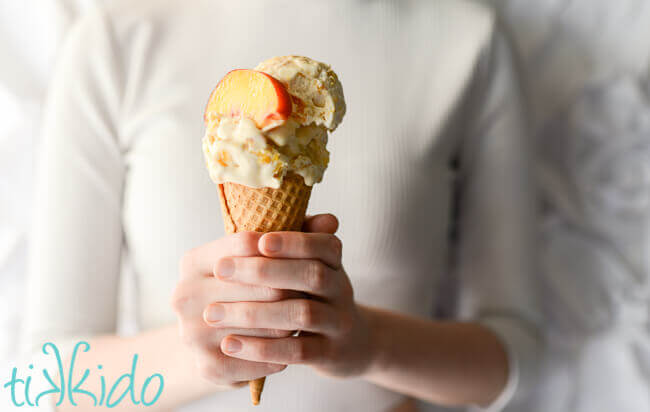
303, 214, 339, 234
195, 348, 286, 384
171, 278, 297, 320
202, 282, 300, 303
217, 328, 293, 339
180, 232, 263, 278
201, 278, 297, 303
221, 335, 327, 365
179, 321, 292, 350
204, 299, 342, 335
258, 232, 342, 268
215, 257, 342, 300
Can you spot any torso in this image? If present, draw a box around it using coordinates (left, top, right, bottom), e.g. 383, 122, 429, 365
110, 0, 494, 410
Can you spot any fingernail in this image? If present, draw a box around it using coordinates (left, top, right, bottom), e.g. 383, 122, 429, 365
224, 338, 242, 354
205, 304, 225, 323
263, 235, 282, 253
216, 258, 234, 278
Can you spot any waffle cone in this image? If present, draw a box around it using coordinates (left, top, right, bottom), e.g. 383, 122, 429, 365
249, 376, 265, 406
217, 172, 312, 405
218, 172, 312, 234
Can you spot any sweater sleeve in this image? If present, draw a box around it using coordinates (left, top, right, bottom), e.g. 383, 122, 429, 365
454, 27, 541, 411
22, 7, 125, 359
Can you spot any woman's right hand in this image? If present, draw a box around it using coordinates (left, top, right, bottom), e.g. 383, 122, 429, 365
170, 214, 338, 388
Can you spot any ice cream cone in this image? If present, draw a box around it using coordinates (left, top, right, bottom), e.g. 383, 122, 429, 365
204, 56, 345, 406
249, 376, 265, 406
217, 172, 311, 404
218, 172, 312, 234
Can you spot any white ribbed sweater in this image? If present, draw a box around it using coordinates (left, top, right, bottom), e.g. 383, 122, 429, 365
25, 1, 538, 411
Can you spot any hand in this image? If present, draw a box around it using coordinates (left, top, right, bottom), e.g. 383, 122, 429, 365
206, 214, 376, 379
170, 214, 341, 387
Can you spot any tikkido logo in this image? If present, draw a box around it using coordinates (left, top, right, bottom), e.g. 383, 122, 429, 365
3, 341, 165, 408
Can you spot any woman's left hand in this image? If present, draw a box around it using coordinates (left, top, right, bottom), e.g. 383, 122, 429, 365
204, 218, 376, 378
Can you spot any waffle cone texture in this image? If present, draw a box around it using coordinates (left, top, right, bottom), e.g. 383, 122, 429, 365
218, 172, 312, 234
217, 172, 312, 405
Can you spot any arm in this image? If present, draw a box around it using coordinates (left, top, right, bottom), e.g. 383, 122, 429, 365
193, 226, 509, 407
189, 27, 539, 411
21, 9, 218, 411
451, 27, 541, 410
56, 327, 216, 412
362, 307, 509, 406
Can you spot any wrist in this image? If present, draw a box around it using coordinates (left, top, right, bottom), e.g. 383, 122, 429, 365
356, 305, 388, 380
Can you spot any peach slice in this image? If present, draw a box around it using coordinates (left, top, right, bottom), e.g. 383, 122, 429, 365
205, 69, 292, 129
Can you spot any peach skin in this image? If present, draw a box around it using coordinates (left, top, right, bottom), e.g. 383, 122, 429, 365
205, 69, 292, 129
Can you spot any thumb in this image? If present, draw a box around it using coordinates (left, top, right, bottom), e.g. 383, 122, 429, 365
303, 213, 339, 234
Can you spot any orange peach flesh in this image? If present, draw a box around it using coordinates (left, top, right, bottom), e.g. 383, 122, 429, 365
204, 69, 292, 129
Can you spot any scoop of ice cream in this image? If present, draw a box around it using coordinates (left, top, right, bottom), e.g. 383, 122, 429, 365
203, 117, 329, 188
203, 56, 344, 189
255, 56, 346, 131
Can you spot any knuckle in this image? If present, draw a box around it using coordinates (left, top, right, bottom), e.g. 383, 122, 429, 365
170, 283, 198, 316
170, 290, 188, 314
291, 340, 309, 362
296, 234, 311, 254
293, 300, 318, 329
255, 342, 271, 359
171, 283, 206, 318
262, 287, 285, 302
240, 304, 257, 326
267, 329, 292, 338
234, 232, 259, 254
330, 236, 343, 258
254, 258, 270, 281
179, 250, 197, 274
214, 256, 240, 280
306, 261, 327, 292
212, 257, 227, 277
